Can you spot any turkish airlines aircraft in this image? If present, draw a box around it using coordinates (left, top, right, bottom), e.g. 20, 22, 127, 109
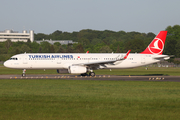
4, 31, 171, 77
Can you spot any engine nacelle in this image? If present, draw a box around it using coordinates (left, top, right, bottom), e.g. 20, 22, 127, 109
68, 66, 87, 74
57, 69, 69, 73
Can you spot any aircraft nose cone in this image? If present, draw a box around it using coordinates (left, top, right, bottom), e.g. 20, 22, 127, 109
3, 61, 10, 68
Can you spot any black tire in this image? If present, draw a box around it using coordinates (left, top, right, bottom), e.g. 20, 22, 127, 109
22, 73, 26, 77
89, 72, 95, 77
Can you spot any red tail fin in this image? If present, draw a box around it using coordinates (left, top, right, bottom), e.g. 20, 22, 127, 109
141, 31, 167, 55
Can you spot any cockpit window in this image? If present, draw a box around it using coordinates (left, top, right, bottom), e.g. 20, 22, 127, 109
9, 58, 18, 60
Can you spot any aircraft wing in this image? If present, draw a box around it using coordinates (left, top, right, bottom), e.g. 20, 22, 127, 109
73, 50, 131, 66
78, 60, 119, 66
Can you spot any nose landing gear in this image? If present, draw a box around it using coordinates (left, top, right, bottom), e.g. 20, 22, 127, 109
22, 69, 26, 77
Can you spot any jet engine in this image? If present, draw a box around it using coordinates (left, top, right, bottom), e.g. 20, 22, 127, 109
68, 65, 87, 74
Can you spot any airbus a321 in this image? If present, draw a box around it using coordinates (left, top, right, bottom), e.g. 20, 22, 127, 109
4, 31, 171, 77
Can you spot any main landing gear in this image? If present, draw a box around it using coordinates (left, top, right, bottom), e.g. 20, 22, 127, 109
22, 69, 26, 77
81, 72, 95, 77
81, 69, 95, 77
89, 72, 95, 76
88, 69, 95, 76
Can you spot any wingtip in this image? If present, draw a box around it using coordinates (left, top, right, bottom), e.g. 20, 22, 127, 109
124, 50, 131, 59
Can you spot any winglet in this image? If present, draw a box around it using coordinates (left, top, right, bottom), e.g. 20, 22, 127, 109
124, 50, 131, 59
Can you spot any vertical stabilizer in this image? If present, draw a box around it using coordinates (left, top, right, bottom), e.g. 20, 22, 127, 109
141, 31, 167, 55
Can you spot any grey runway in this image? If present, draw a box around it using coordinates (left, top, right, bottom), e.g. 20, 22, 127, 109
1, 74, 180, 82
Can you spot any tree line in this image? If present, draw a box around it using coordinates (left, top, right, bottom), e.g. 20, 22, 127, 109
0, 25, 180, 63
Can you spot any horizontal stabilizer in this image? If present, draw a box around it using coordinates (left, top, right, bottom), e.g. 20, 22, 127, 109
153, 55, 174, 60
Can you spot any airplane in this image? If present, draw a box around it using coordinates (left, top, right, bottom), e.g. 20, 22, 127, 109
4, 31, 171, 77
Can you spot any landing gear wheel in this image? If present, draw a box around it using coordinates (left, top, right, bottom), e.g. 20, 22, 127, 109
22, 73, 26, 77
89, 72, 95, 77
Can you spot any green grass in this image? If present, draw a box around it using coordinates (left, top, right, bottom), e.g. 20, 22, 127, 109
1, 64, 180, 76
0, 79, 180, 120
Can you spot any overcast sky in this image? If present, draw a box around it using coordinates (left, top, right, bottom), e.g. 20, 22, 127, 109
1, 0, 180, 34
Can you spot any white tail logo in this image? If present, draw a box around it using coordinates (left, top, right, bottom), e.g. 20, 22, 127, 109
148, 38, 164, 54
151, 39, 161, 50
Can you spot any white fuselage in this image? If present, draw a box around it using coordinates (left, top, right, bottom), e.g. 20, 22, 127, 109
3, 53, 168, 70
